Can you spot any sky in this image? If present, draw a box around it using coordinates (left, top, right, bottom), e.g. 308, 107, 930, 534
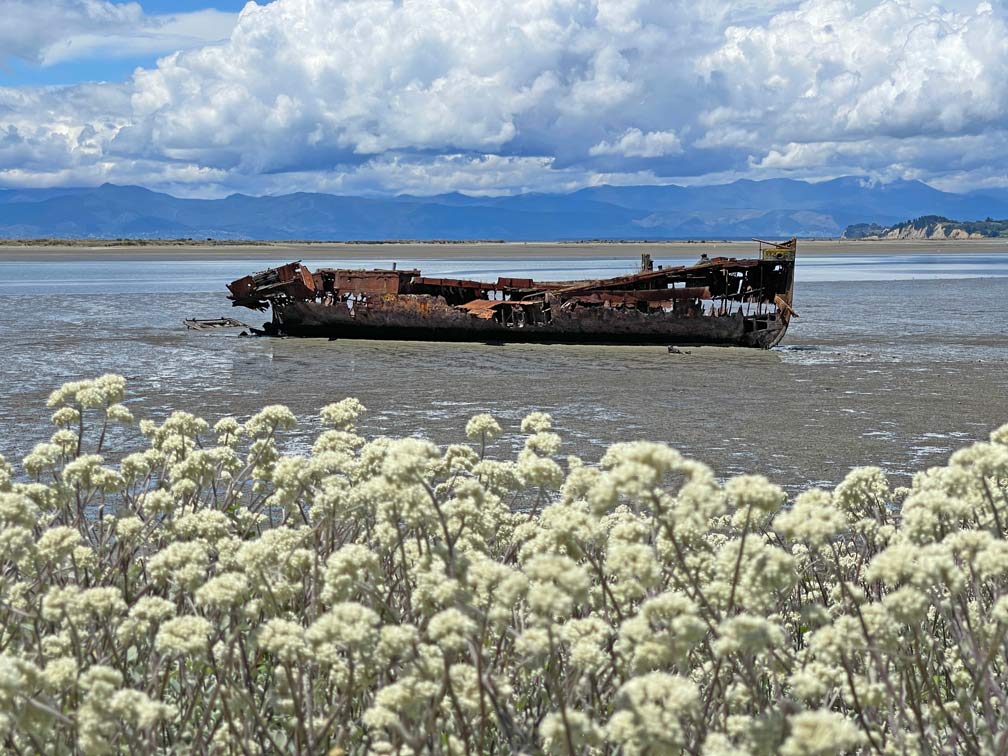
0, 0, 1006, 198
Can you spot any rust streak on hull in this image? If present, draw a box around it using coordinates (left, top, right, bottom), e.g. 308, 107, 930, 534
226, 239, 797, 349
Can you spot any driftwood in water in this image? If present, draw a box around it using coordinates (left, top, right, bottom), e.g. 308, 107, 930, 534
184, 317, 248, 331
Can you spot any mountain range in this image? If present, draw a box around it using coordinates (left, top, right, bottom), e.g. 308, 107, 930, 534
2, 177, 1008, 241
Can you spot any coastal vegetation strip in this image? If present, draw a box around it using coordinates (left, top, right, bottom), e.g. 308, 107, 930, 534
844, 215, 1008, 240
1, 375, 1006, 753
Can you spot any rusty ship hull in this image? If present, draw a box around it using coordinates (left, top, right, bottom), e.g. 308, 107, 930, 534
227, 240, 797, 349
271, 299, 783, 347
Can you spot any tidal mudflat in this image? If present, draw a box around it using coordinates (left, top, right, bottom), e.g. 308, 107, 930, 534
1, 242, 1006, 490
2, 238, 1008, 262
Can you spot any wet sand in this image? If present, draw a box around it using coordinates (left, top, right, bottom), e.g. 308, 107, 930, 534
1, 239, 1008, 262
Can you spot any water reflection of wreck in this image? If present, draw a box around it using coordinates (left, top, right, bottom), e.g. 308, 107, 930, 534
227, 239, 797, 349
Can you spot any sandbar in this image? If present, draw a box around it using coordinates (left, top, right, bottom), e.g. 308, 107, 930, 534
1, 239, 1007, 262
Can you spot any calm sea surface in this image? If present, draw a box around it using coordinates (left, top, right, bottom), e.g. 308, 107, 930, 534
1, 250, 1006, 491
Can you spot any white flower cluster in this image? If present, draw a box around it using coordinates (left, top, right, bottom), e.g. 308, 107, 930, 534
1, 375, 1007, 755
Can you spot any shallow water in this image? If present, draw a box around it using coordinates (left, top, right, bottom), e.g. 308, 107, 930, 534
1, 250, 1006, 491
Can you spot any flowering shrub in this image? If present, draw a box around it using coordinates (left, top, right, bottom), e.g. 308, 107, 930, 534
1, 374, 1007, 754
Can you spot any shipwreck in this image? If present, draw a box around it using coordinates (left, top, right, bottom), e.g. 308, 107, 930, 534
226, 239, 797, 349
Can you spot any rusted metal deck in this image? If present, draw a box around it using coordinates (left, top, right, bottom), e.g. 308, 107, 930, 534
226, 239, 797, 348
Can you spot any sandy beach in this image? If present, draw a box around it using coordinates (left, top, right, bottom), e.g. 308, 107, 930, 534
1, 238, 1007, 262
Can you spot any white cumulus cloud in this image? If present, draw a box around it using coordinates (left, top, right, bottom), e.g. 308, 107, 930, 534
0, 0, 144, 64
1, 0, 1008, 195
590, 128, 682, 158
698, 0, 1008, 173
0, 1, 237, 67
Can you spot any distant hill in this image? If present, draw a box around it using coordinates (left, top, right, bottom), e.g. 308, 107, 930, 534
843, 215, 1008, 240
2, 178, 1008, 241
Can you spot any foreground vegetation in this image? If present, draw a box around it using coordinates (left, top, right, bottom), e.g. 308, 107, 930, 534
2, 376, 1007, 754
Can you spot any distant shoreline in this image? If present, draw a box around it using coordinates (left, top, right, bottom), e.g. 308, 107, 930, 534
1, 238, 1008, 263
2, 237, 799, 247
